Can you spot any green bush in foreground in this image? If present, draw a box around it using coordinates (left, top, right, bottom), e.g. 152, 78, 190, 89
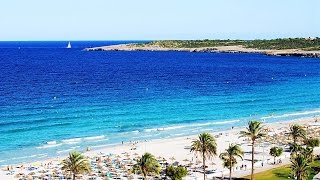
165, 165, 188, 180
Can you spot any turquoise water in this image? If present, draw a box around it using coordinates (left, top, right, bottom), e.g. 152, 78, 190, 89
0, 41, 320, 165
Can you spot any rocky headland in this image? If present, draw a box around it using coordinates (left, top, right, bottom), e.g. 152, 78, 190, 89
84, 39, 320, 58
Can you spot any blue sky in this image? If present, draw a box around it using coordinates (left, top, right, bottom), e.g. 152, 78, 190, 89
1, 0, 319, 40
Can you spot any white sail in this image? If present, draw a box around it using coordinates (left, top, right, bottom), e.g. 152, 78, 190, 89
67, 42, 71, 48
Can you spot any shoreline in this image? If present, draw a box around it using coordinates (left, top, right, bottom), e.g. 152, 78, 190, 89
2, 116, 320, 179
84, 44, 320, 58
2, 109, 319, 167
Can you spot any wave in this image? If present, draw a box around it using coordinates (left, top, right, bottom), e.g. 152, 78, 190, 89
188, 119, 240, 127
46, 141, 57, 145
11, 153, 47, 160
143, 119, 239, 133
61, 138, 82, 145
90, 138, 109, 143
173, 133, 186, 136
90, 143, 118, 149
83, 135, 105, 141
36, 143, 62, 149
261, 109, 320, 120
57, 146, 80, 154
144, 128, 159, 132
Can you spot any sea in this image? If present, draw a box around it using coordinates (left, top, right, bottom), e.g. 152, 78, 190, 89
0, 41, 320, 165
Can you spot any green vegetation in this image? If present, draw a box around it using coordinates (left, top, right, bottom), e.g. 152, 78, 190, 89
241, 159, 320, 180
191, 132, 217, 180
135, 38, 320, 50
269, 147, 283, 164
305, 138, 320, 149
61, 151, 91, 180
219, 144, 244, 180
165, 165, 188, 180
131, 152, 161, 180
291, 153, 311, 180
240, 121, 266, 180
289, 124, 306, 145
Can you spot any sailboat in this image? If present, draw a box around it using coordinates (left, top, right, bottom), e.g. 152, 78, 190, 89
66, 42, 72, 49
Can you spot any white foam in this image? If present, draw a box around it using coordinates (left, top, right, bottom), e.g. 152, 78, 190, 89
189, 119, 240, 127
57, 148, 74, 154
64, 141, 80, 145
11, 153, 47, 160
57, 146, 80, 154
144, 128, 158, 132
46, 141, 57, 145
173, 133, 185, 136
138, 134, 153, 138
62, 138, 82, 143
83, 135, 105, 141
37, 143, 62, 149
37, 154, 48, 159
145, 125, 186, 132
90, 138, 109, 143
90, 143, 117, 149
163, 125, 186, 130
261, 110, 320, 120
143, 120, 239, 133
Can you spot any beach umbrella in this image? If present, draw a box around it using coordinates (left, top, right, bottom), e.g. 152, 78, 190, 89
125, 154, 130, 159
183, 159, 189, 164
14, 174, 21, 178
170, 157, 176, 163
26, 175, 33, 180
28, 172, 36, 176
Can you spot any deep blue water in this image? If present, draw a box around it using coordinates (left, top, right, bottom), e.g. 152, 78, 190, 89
1, 41, 320, 165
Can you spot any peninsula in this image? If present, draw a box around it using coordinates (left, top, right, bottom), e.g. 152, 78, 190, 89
85, 38, 320, 58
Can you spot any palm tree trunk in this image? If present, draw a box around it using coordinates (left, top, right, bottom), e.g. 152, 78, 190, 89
251, 141, 255, 180
229, 156, 233, 180
274, 156, 276, 164
203, 153, 206, 180
73, 173, 76, 180
143, 170, 147, 180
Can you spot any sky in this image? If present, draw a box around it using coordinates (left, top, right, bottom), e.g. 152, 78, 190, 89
0, 0, 319, 40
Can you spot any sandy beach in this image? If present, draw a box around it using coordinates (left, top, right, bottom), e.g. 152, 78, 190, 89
2, 116, 320, 179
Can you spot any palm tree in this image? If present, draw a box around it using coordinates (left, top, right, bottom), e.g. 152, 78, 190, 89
191, 133, 217, 180
269, 147, 283, 164
240, 120, 266, 180
219, 144, 243, 180
131, 152, 161, 180
289, 124, 306, 145
61, 151, 91, 180
291, 153, 310, 180
305, 137, 320, 149
303, 138, 320, 162
301, 147, 314, 163
290, 143, 303, 155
